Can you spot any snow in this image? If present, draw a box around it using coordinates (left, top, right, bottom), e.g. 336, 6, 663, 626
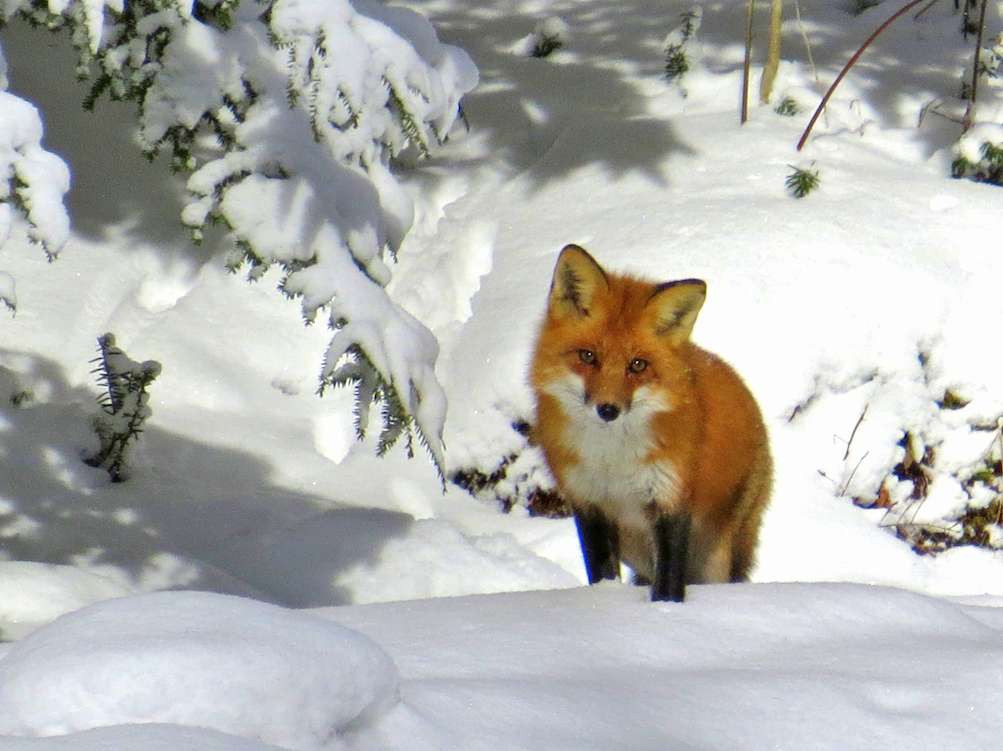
0, 561, 132, 640
0, 591, 398, 750
0, 86, 70, 256
0, 0, 1002, 749
331, 583, 1003, 751
956, 121, 1003, 161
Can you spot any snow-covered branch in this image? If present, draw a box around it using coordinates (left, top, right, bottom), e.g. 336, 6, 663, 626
2, 0, 477, 473
0, 42, 71, 311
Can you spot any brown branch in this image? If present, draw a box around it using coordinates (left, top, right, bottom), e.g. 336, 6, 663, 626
843, 404, 869, 461
742, 0, 756, 124
963, 0, 989, 131
796, 0, 932, 151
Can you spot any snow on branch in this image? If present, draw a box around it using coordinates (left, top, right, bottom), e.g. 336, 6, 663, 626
0, 43, 72, 311
2, 0, 477, 474
85, 333, 162, 483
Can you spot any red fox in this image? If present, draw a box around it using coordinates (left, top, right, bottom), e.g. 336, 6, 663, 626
530, 244, 772, 602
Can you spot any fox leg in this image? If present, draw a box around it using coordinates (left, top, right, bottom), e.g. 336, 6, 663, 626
652, 512, 692, 602
573, 507, 620, 584
730, 447, 773, 582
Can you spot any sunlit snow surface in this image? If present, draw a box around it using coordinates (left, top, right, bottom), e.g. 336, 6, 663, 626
1, 585, 1001, 750
0, 592, 397, 749
1, 0, 1002, 749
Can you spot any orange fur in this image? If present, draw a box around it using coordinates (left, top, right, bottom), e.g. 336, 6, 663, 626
530, 244, 772, 598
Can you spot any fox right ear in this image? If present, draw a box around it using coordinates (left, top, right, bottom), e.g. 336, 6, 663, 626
547, 244, 608, 319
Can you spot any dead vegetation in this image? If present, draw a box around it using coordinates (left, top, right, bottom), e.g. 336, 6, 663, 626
849, 389, 1003, 556
450, 421, 572, 518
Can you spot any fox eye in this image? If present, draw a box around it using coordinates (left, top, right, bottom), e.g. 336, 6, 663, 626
628, 357, 648, 374
578, 349, 597, 365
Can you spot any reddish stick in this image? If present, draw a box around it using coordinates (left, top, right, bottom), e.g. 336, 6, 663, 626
796, 0, 934, 151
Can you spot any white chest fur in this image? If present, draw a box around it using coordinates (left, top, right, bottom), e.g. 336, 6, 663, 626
543, 375, 681, 524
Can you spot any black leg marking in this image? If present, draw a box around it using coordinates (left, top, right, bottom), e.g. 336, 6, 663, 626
652, 512, 692, 602
573, 508, 620, 584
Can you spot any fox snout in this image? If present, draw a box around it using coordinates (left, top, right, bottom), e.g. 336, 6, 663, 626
595, 403, 621, 422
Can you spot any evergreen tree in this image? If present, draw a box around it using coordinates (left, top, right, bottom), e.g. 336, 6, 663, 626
0, 0, 478, 474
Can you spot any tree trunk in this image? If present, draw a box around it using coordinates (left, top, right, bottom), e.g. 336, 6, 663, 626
760, 0, 783, 104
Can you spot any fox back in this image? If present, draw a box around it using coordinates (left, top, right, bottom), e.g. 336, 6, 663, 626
530, 244, 772, 602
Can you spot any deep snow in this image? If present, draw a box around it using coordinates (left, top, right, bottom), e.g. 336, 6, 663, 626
1, 0, 1003, 749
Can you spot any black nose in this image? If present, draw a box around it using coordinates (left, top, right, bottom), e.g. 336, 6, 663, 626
596, 403, 620, 422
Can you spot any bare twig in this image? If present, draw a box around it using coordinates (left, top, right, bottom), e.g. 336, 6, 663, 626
817, 468, 838, 487
797, 0, 931, 151
962, 0, 989, 131
793, 0, 821, 86
839, 451, 870, 496
843, 404, 869, 461
742, 0, 756, 124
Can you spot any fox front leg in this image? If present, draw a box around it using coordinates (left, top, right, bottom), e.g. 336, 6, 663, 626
573, 507, 620, 584
652, 512, 692, 602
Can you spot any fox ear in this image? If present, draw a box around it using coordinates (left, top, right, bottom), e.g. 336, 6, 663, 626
548, 244, 609, 319
646, 279, 707, 344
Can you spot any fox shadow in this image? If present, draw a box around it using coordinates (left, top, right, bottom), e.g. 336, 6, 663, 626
0, 350, 413, 608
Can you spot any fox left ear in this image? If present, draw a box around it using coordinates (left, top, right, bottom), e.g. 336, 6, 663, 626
646, 279, 707, 344
547, 244, 609, 319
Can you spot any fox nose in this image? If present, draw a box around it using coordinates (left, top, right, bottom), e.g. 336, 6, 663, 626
596, 403, 620, 422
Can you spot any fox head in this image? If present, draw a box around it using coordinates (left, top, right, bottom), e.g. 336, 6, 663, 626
532, 244, 706, 424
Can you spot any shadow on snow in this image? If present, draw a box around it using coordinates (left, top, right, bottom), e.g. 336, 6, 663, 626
0, 349, 413, 608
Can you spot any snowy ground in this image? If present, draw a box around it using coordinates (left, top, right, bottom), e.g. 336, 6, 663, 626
1, 0, 1003, 749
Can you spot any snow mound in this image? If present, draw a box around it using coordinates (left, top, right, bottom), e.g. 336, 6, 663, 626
332, 582, 1003, 751
0, 591, 399, 750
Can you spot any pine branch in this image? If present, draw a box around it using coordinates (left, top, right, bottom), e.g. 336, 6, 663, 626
10, 0, 471, 479
786, 163, 820, 197
84, 333, 161, 482
384, 78, 431, 158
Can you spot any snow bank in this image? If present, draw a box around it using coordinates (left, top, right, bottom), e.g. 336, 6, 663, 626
330, 582, 1003, 751
0, 591, 399, 750
214, 509, 577, 607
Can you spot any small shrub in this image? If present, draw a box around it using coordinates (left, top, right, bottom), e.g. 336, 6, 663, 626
10, 389, 33, 407
451, 421, 572, 517
953, 138, 1003, 186
532, 33, 562, 58
774, 97, 799, 116
527, 17, 569, 59
664, 8, 702, 84
664, 47, 689, 81
785, 164, 820, 198
84, 333, 161, 482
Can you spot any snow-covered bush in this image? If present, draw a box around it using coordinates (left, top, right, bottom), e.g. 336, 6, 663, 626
84, 333, 161, 482
0, 42, 71, 311
663, 7, 701, 89
953, 128, 1003, 185
513, 17, 569, 58
1, 0, 478, 474
954, 26, 1003, 185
